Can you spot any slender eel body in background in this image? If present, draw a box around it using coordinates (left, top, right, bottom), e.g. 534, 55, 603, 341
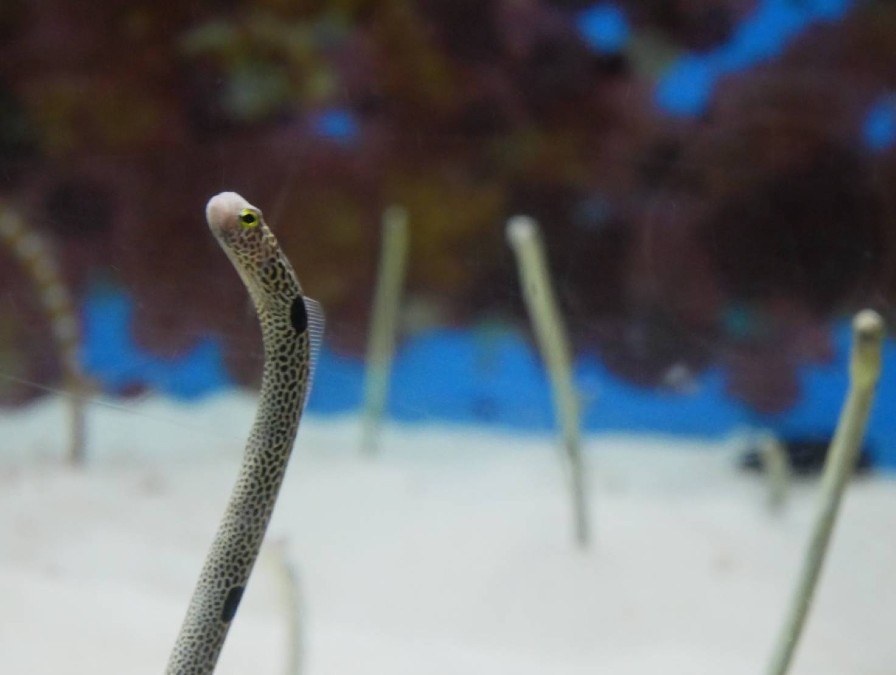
506, 215, 590, 549
167, 192, 324, 674
765, 309, 885, 675
0, 203, 87, 464
361, 205, 409, 454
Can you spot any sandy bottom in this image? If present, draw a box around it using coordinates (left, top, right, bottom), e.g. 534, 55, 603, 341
1, 392, 894, 674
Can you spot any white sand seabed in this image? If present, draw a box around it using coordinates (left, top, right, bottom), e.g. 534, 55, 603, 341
1, 392, 895, 674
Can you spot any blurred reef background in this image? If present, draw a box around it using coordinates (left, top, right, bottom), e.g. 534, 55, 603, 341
2, 0, 896, 463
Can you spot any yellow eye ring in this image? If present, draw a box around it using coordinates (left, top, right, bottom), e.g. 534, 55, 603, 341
239, 209, 260, 228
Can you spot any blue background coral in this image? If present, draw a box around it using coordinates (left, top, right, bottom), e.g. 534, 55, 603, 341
82, 288, 896, 468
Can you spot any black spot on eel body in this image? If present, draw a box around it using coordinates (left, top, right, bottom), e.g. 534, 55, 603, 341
221, 586, 244, 623
290, 295, 308, 333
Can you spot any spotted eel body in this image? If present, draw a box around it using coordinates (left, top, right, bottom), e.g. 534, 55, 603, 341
0, 203, 87, 464
167, 192, 323, 674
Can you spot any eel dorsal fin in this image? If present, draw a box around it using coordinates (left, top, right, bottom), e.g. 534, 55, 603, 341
302, 296, 325, 409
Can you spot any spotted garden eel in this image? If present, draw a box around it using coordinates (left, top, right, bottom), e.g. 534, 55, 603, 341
167, 192, 324, 674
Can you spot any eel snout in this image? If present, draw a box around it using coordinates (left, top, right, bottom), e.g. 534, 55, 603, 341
206, 191, 255, 237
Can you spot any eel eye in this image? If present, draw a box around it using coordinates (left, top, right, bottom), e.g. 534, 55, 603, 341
239, 209, 259, 228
